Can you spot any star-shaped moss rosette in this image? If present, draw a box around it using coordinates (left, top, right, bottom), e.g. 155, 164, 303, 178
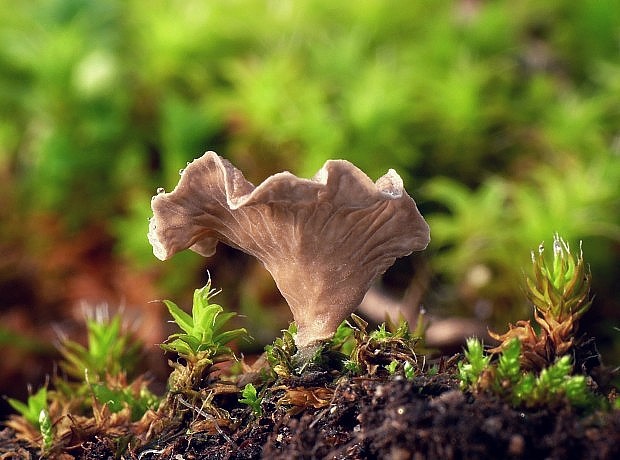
148, 152, 430, 350
489, 234, 592, 370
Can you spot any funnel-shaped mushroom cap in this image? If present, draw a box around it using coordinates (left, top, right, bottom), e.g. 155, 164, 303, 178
149, 152, 430, 347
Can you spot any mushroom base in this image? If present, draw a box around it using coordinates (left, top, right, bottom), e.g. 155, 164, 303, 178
291, 341, 347, 375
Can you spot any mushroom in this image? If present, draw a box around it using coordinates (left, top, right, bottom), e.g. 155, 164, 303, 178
148, 152, 430, 349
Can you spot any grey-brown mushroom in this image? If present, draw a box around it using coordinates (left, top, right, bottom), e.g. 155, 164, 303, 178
148, 152, 430, 348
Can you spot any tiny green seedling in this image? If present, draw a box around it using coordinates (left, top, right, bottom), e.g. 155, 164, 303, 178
58, 311, 140, 381
458, 337, 491, 390
494, 338, 521, 390
161, 280, 247, 365
7, 386, 49, 431
386, 360, 399, 375
239, 383, 262, 416
403, 361, 416, 380
386, 358, 416, 380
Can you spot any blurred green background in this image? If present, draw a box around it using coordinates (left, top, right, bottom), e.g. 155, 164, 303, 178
1, 0, 619, 413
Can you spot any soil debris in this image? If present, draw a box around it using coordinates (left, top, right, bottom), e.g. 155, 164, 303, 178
3, 372, 618, 459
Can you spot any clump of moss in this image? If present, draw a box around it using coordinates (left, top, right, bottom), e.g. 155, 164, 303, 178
264, 313, 425, 380
341, 314, 421, 378
458, 235, 610, 412
6, 311, 159, 456
489, 234, 592, 370
459, 337, 601, 409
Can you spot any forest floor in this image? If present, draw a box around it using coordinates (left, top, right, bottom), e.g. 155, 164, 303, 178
2, 369, 619, 460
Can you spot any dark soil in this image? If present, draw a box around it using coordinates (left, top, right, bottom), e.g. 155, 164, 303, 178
2, 371, 619, 460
